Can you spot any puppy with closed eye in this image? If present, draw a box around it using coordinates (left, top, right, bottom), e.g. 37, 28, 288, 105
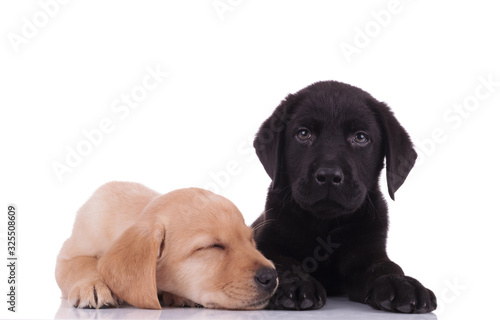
252, 81, 436, 313
56, 181, 278, 310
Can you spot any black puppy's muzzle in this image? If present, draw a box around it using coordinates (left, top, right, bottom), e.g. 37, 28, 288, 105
292, 161, 365, 216
314, 167, 344, 186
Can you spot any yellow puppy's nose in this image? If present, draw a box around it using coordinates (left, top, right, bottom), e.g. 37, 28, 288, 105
255, 267, 278, 293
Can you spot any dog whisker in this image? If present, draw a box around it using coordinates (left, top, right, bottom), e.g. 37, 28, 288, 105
252, 219, 275, 232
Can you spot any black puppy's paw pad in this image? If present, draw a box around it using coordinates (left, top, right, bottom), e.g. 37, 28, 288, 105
366, 275, 436, 313
396, 304, 414, 313
378, 299, 393, 311
281, 295, 297, 309
299, 293, 314, 309
269, 275, 326, 310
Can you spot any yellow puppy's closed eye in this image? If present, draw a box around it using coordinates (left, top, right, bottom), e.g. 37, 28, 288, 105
210, 244, 225, 250
195, 244, 225, 252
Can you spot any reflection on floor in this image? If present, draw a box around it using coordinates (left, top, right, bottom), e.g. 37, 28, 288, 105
55, 297, 438, 320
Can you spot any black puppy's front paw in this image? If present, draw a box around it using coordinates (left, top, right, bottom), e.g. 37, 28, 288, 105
365, 275, 437, 313
268, 273, 326, 310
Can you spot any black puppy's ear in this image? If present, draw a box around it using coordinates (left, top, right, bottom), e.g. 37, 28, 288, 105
253, 94, 297, 190
371, 100, 418, 200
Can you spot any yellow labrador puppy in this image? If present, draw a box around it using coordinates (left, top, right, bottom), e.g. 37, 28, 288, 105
55, 182, 278, 310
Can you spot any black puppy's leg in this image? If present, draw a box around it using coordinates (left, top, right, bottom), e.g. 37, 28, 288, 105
347, 259, 437, 313
267, 256, 326, 310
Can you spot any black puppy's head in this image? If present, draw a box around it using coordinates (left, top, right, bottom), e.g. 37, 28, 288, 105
254, 81, 417, 218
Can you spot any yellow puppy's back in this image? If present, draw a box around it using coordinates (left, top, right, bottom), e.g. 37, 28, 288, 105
57, 181, 160, 261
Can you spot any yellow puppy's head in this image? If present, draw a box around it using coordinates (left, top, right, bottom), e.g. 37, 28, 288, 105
98, 188, 278, 310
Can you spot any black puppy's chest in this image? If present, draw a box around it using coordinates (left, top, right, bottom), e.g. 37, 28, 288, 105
271, 208, 385, 294
275, 216, 354, 289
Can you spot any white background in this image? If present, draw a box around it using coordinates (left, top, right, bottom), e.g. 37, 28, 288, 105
1, 0, 499, 319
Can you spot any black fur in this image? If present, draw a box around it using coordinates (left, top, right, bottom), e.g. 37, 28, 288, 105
252, 81, 436, 313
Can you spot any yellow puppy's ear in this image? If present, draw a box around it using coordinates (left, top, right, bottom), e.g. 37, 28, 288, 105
98, 223, 165, 310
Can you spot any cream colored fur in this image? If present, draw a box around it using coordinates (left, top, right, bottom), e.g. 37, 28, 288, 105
55, 182, 277, 310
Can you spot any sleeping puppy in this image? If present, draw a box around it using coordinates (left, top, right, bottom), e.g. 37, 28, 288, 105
56, 181, 278, 310
252, 81, 436, 313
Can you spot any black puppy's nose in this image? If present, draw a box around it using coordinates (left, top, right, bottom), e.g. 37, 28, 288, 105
255, 267, 278, 292
315, 168, 344, 185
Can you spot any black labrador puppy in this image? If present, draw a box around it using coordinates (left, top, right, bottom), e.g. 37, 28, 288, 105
252, 81, 436, 313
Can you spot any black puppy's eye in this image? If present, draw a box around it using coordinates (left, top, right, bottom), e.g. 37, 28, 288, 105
353, 132, 369, 145
296, 128, 312, 142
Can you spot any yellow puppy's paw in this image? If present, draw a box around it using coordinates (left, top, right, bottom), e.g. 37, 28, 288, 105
68, 279, 120, 309
161, 292, 200, 308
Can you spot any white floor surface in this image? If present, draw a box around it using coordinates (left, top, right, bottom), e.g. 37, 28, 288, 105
54, 297, 437, 320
